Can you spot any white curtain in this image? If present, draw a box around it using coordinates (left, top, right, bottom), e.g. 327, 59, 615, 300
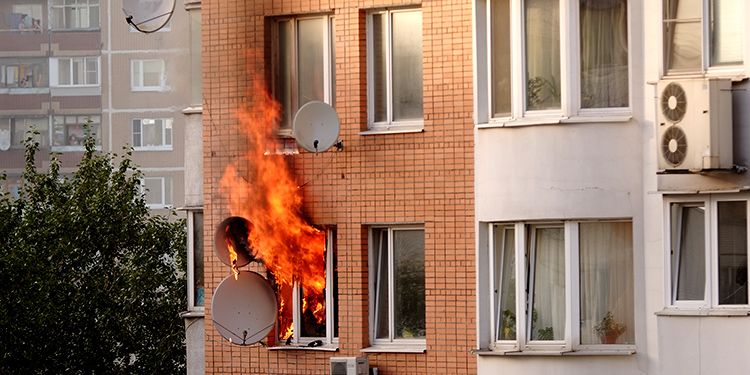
579, 222, 634, 345
530, 227, 565, 341
525, 0, 561, 110
580, 0, 629, 108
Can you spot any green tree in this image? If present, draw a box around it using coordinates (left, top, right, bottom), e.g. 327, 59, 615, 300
0, 130, 187, 374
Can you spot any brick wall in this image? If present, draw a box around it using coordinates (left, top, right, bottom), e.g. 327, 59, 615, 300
203, 1, 476, 374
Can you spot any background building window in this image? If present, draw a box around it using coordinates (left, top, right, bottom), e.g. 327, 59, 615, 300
273, 14, 335, 131
368, 8, 423, 129
1, 117, 49, 148
132, 118, 173, 150
141, 177, 173, 209
51, 0, 100, 29
52, 57, 99, 86
52, 115, 101, 147
187, 211, 204, 310
131, 59, 165, 91
371, 226, 426, 344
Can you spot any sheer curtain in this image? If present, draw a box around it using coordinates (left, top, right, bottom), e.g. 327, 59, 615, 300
579, 222, 634, 345
525, 0, 561, 111
494, 226, 516, 340
580, 0, 628, 108
530, 227, 565, 341
673, 205, 706, 301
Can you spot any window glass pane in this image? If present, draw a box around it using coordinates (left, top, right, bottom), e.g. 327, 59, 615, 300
132, 120, 141, 147
86, 58, 97, 84
494, 226, 516, 340
710, 0, 743, 66
718, 201, 748, 305
579, 222, 634, 345
297, 18, 325, 108
530, 227, 564, 341
491, 0, 512, 117
299, 285, 326, 337
142, 119, 163, 146
143, 61, 161, 87
393, 229, 425, 339
525, 0, 561, 111
144, 178, 163, 205
372, 13, 388, 123
72, 58, 84, 84
672, 204, 706, 301
59, 59, 71, 85
580, 0, 629, 108
374, 229, 390, 339
277, 20, 293, 129
165, 119, 173, 146
132, 61, 141, 87
391, 10, 423, 121
193, 212, 205, 306
666, 21, 702, 71
331, 17, 337, 109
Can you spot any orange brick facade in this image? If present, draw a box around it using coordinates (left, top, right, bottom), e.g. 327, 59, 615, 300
202, 1, 476, 374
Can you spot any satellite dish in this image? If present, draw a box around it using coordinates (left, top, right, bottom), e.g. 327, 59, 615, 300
292, 101, 341, 153
122, 0, 175, 33
214, 216, 256, 268
212, 271, 277, 345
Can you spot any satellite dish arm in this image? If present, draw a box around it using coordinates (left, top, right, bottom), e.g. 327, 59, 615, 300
126, 12, 172, 34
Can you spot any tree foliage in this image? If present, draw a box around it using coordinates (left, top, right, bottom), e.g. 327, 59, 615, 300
0, 130, 187, 374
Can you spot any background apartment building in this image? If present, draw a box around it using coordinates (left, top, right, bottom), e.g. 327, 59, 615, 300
0, 0, 201, 216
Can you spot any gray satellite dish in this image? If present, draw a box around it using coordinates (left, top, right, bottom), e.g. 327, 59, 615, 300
122, 0, 175, 33
292, 101, 341, 153
214, 216, 256, 268
212, 271, 277, 345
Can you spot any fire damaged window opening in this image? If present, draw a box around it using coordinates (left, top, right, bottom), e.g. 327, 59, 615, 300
274, 226, 339, 349
368, 226, 426, 351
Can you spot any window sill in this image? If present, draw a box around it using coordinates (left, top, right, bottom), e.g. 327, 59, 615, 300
133, 147, 173, 151
359, 124, 424, 135
472, 348, 635, 356
267, 344, 339, 352
178, 310, 204, 318
478, 114, 631, 129
182, 105, 203, 114
360, 345, 426, 354
656, 308, 750, 317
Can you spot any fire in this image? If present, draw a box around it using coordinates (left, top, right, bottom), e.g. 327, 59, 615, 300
225, 227, 240, 280
220, 81, 327, 341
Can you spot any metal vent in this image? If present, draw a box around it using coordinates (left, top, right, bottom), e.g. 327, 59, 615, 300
331, 362, 347, 375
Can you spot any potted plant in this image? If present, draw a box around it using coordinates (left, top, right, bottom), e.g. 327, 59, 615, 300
593, 311, 627, 344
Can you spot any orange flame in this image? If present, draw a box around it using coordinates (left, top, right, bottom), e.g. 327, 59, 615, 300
225, 227, 240, 280
220, 81, 327, 340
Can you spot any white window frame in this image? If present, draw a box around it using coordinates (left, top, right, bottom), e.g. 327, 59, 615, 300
187, 210, 204, 312
131, 59, 166, 91
131, 118, 173, 150
50, 57, 100, 87
488, 220, 635, 353
664, 194, 750, 311
662, 0, 747, 77
51, 0, 100, 29
367, 225, 426, 352
51, 114, 101, 150
140, 177, 172, 209
365, 7, 424, 133
272, 14, 335, 135
280, 227, 338, 348
474, 0, 632, 126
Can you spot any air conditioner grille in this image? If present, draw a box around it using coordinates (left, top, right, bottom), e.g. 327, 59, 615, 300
331, 362, 347, 375
660, 82, 687, 123
661, 125, 688, 167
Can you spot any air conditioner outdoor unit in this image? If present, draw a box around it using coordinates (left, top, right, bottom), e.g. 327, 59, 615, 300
330, 357, 368, 375
656, 78, 733, 171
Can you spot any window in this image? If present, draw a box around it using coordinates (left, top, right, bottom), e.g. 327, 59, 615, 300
132, 118, 173, 150
491, 221, 634, 351
367, 8, 423, 131
272, 14, 335, 132
0, 117, 49, 148
51, 0, 100, 29
131, 60, 165, 91
663, 0, 743, 74
667, 195, 748, 308
141, 177, 173, 209
187, 211, 204, 311
52, 57, 99, 86
1, 58, 48, 88
370, 226, 426, 347
477, 0, 629, 122
11, 4, 43, 32
52, 115, 101, 147
277, 228, 338, 346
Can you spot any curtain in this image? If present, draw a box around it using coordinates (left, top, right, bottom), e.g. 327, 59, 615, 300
495, 226, 516, 340
579, 222, 634, 345
580, 0, 629, 108
674, 205, 706, 300
664, 0, 702, 71
711, 0, 743, 66
525, 0, 561, 110
530, 227, 565, 341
